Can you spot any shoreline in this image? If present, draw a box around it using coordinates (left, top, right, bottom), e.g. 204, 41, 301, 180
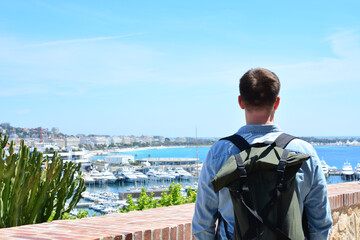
84, 144, 359, 159
85, 145, 211, 159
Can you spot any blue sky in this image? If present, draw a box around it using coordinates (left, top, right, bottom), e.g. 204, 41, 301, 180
0, 1, 359, 137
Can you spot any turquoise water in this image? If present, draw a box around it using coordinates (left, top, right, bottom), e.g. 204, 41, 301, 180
93, 145, 360, 170
315, 146, 360, 169
93, 146, 210, 162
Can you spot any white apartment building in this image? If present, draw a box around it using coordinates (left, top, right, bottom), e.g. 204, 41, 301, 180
140, 135, 153, 144
153, 136, 165, 143
50, 138, 66, 148
104, 155, 134, 164
66, 137, 80, 147
79, 136, 92, 145
111, 136, 123, 144
122, 136, 133, 145
175, 137, 187, 143
89, 136, 111, 145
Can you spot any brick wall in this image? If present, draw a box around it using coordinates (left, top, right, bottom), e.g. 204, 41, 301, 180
0, 182, 359, 240
327, 182, 360, 239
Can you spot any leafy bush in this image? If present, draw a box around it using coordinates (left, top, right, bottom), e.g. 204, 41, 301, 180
186, 187, 197, 203
160, 183, 185, 206
120, 194, 137, 213
120, 182, 197, 213
137, 187, 158, 210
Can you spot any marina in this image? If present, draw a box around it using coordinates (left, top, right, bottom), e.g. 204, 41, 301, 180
69, 145, 360, 216
77, 179, 197, 215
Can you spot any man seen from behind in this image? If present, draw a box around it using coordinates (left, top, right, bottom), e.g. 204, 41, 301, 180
192, 68, 332, 239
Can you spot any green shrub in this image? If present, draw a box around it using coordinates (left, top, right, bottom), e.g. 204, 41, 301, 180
120, 182, 197, 213
186, 187, 197, 203
137, 187, 158, 210
160, 183, 185, 206
120, 194, 137, 213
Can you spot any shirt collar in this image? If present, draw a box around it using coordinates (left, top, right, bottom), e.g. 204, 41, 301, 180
237, 124, 282, 134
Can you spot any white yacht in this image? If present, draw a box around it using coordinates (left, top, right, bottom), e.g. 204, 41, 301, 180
89, 169, 107, 184
175, 167, 193, 180
121, 170, 138, 183
342, 161, 354, 177
146, 169, 162, 181
157, 170, 175, 181
83, 174, 95, 184
102, 169, 117, 183
167, 168, 181, 179
133, 171, 148, 182
321, 160, 329, 178
355, 163, 360, 178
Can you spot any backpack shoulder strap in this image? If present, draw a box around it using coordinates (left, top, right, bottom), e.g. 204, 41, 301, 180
217, 135, 249, 239
274, 133, 297, 149
220, 134, 250, 151
274, 132, 310, 238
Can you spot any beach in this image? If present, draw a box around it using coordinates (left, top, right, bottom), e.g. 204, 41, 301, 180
85, 145, 211, 159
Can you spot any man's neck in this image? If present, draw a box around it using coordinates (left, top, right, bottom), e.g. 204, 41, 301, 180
245, 109, 275, 125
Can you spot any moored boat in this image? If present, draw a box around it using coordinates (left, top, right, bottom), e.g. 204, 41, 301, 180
355, 163, 360, 179
102, 169, 117, 183
89, 169, 107, 184
341, 161, 355, 179
175, 167, 192, 180
321, 159, 329, 178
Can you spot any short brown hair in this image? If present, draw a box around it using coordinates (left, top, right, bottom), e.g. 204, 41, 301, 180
239, 68, 280, 109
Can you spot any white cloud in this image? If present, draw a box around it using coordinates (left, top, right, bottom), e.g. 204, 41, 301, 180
326, 30, 360, 58
271, 31, 360, 86
210, 31, 360, 88
18, 34, 144, 48
0, 86, 49, 97
0, 30, 359, 98
15, 109, 31, 115
0, 35, 163, 92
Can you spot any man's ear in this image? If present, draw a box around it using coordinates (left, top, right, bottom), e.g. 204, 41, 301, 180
274, 96, 280, 110
238, 96, 245, 109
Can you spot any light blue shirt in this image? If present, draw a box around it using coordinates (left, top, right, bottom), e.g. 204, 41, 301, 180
192, 125, 332, 240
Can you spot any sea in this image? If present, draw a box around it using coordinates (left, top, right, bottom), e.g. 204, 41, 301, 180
81, 145, 359, 215
95, 145, 360, 169
90, 145, 360, 189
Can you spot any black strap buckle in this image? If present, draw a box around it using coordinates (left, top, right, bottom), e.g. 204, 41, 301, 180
276, 150, 289, 192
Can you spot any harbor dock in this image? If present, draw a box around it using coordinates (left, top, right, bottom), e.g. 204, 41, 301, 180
118, 188, 168, 200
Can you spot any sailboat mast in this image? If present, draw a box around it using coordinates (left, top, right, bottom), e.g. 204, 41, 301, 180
196, 126, 199, 177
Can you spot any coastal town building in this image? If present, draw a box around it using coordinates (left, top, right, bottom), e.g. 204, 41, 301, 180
65, 136, 80, 147
104, 155, 134, 164
47, 137, 66, 148
79, 136, 93, 145
175, 137, 187, 143
111, 136, 123, 144
122, 136, 133, 145
154, 135, 165, 143
1, 123, 356, 151
89, 136, 111, 145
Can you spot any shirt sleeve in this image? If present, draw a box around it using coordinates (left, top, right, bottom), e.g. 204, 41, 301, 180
304, 151, 333, 239
192, 147, 219, 240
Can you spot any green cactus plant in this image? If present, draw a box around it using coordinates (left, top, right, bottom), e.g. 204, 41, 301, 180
0, 133, 86, 228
